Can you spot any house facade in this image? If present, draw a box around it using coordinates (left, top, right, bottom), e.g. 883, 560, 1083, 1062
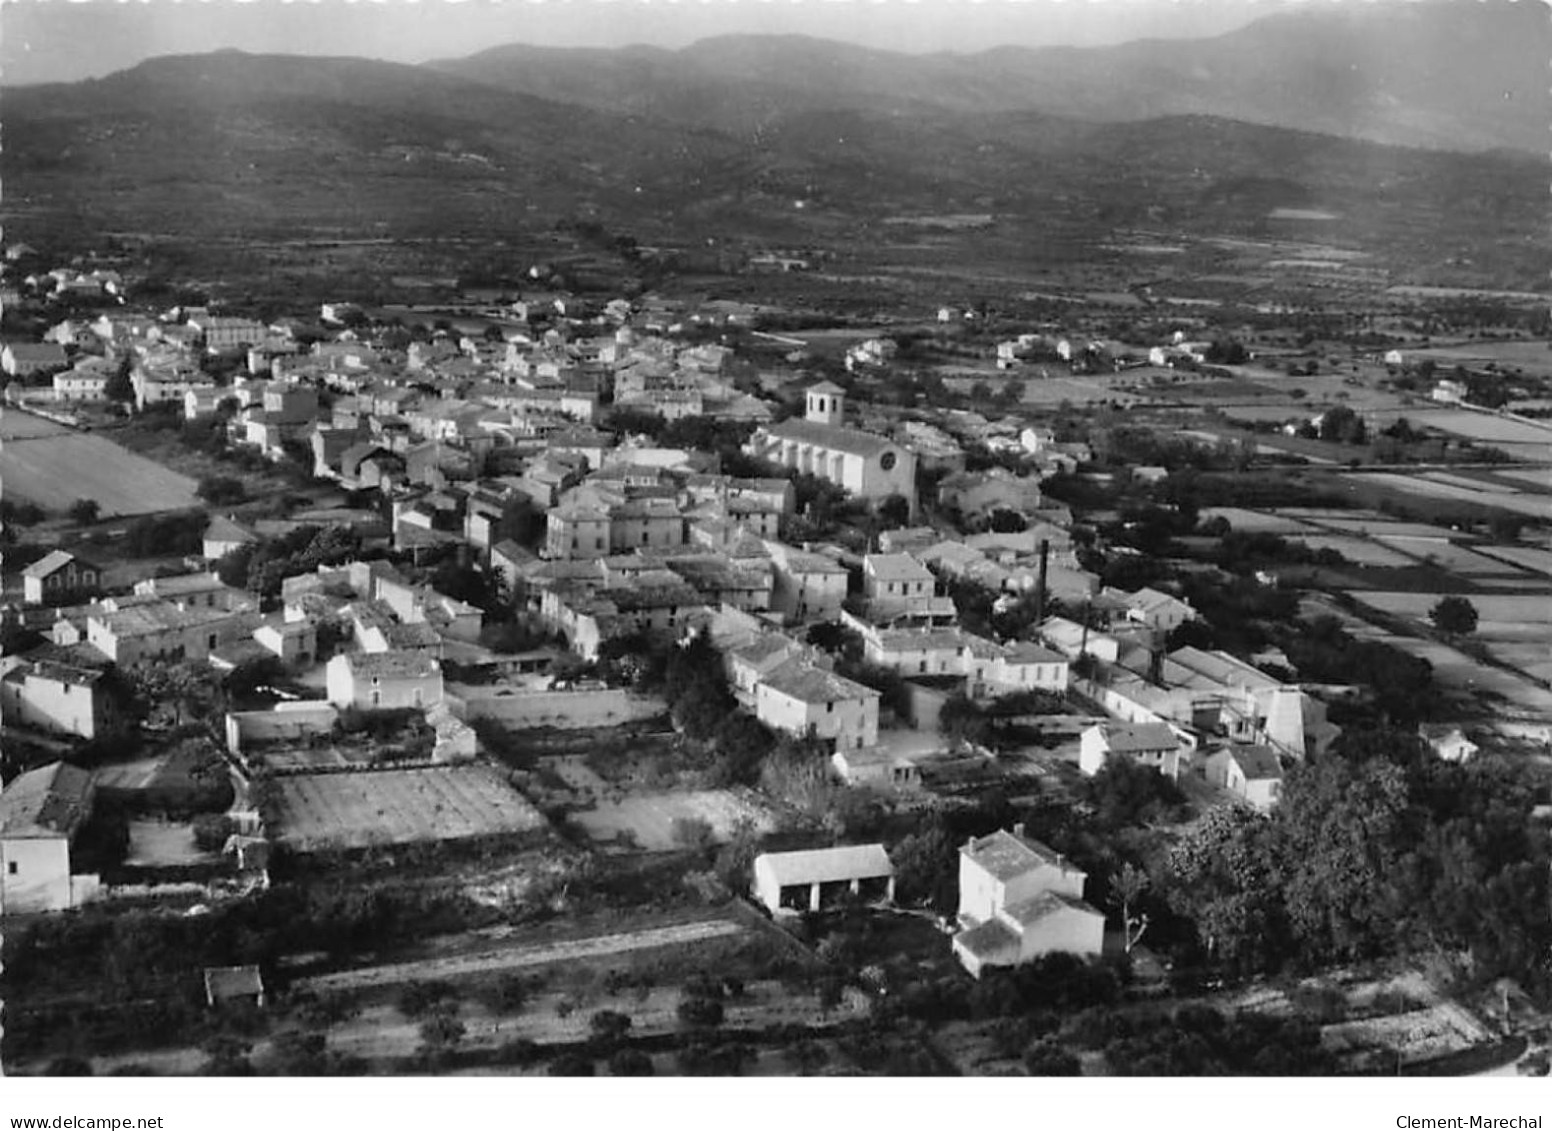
0, 761, 97, 915
1079, 721, 1184, 780
22, 551, 102, 607
325, 651, 444, 710
754, 659, 879, 752
952, 825, 1104, 978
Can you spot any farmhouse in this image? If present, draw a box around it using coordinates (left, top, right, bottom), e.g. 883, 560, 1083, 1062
1079, 721, 1184, 780
752, 844, 895, 915
0, 658, 114, 740
325, 650, 444, 710
832, 745, 921, 789
1203, 744, 1284, 812
755, 659, 879, 752
953, 824, 1104, 978
86, 603, 251, 665
23, 551, 102, 607
203, 515, 260, 561
2, 342, 68, 377
744, 385, 916, 513
0, 761, 97, 915
763, 541, 849, 623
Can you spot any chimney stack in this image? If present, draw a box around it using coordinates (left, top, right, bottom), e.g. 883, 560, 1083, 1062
1035, 539, 1050, 625
1013, 822, 1026, 838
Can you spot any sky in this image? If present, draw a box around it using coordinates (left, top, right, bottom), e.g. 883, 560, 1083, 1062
0, 0, 1310, 85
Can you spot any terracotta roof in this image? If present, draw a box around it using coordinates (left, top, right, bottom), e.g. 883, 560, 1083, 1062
754, 844, 893, 887
962, 828, 1080, 883
0, 761, 94, 839
953, 917, 1020, 961
1094, 722, 1179, 753
763, 417, 897, 460
1001, 890, 1105, 929
760, 659, 878, 706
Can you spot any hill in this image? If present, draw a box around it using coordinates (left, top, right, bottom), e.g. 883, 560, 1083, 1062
432, 2, 1550, 154
2, 44, 1546, 292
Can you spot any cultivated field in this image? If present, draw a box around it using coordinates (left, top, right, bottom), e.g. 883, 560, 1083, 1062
1476, 545, 1552, 577
1402, 410, 1552, 446
1348, 473, 1552, 519
1201, 507, 1316, 534
573, 788, 779, 851
1352, 592, 1552, 636
124, 818, 211, 868
1292, 535, 1415, 567
273, 765, 549, 852
0, 411, 199, 515
1373, 540, 1523, 577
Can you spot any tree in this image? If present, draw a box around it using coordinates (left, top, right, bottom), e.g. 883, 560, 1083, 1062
876, 493, 911, 529
588, 1009, 633, 1047
196, 475, 248, 506
68, 498, 101, 524
1110, 862, 1151, 953
1023, 1038, 1082, 1076
676, 996, 724, 1028
607, 1048, 654, 1076
105, 354, 134, 403
417, 1008, 468, 1060
890, 822, 959, 910
547, 1053, 596, 1077
1430, 596, 1479, 637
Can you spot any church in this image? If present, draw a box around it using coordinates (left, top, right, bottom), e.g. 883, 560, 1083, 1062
744, 383, 917, 515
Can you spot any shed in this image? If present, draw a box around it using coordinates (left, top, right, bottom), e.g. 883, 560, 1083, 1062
752, 844, 895, 915
203, 965, 266, 1009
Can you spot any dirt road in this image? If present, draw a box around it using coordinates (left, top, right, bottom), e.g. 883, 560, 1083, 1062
300, 919, 748, 994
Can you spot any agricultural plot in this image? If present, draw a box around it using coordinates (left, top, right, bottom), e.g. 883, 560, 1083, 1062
1492, 468, 1552, 491
1420, 471, 1523, 494
1373, 540, 1523, 577
1291, 535, 1414, 567
1406, 410, 1552, 446
1475, 544, 1552, 577
124, 818, 212, 868
0, 420, 199, 515
573, 789, 778, 851
1344, 474, 1551, 519
273, 765, 549, 852
1352, 592, 1552, 636
1201, 507, 1316, 535
1307, 516, 1456, 540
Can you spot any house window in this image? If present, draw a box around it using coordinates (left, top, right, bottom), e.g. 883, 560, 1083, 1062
370, 690, 381, 707
413, 688, 423, 707
919, 661, 927, 673
7, 861, 16, 875
827, 702, 835, 714
208, 634, 218, 649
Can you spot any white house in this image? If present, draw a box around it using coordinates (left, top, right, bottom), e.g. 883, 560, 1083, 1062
1203, 744, 1284, 813
23, 551, 102, 607
1110, 587, 1196, 634
863, 553, 937, 617
0, 659, 113, 740
203, 515, 260, 562
752, 844, 894, 915
325, 651, 443, 711
754, 659, 879, 752
1079, 721, 1184, 780
952, 825, 1105, 978
254, 620, 318, 667
0, 761, 97, 915
1420, 724, 1479, 764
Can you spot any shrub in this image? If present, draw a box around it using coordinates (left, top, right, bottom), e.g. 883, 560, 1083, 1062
608, 1048, 655, 1077
398, 980, 459, 1019
676, 996, 725, 1028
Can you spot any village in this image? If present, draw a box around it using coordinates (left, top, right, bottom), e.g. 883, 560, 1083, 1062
2, 242, 1551, 1078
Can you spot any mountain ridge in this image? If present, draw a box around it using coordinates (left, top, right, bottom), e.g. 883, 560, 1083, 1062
429, 2, 1550, 154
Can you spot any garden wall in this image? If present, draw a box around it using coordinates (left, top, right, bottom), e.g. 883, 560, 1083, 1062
446, 686, 663, 730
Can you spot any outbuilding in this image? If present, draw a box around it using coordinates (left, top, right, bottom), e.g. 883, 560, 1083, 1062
752, 844, 895, 915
